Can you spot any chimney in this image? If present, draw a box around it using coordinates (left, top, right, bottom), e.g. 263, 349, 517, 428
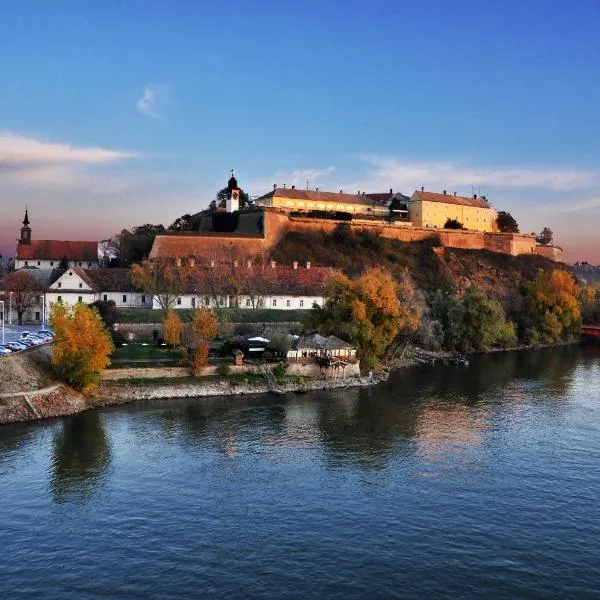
389, 188, 393, 194
362, 192, 365, 196
189, 257, 195, 267
339, 190, 343, 193
210, 259, 215, 268
443, 190, 447, 195
473, 194, 478, 199
273, 183, 276, 190
246, 259, 252, 268
291, 185, 295, 189
453, 191, 457, 196
293, 261, 298, 269
315, 187, 319, 192
306, 261, 311, 269
271, 260, 276, 269
421, 186, 424, 192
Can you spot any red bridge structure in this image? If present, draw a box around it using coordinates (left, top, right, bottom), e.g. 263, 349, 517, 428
582, 323, 600, 338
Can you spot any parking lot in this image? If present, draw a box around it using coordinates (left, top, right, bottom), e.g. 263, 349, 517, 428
0, 324, 52, 346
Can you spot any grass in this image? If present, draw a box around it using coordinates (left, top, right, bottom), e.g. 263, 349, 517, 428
115, 308, 310, 324
109, 372, 267, 387
111, 344, 182, 361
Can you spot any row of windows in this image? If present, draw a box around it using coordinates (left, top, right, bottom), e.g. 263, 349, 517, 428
174, 297, 306, 308
24, 260, 95, 267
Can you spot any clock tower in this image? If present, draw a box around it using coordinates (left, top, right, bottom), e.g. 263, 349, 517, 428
20, 207, 32, 245
226, 170, 240, 213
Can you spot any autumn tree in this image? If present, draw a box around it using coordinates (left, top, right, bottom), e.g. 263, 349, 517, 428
49, 303, 114, 392
496, 211, 519, 233
190, 308, 218, 375
1, 271, 45, 324
535, 227, 554, 246
162, 309, 183, 347
131, 260, 191, 311
580, 285, 599, 322
524, 269, 581, 343
306, 267, 419, 368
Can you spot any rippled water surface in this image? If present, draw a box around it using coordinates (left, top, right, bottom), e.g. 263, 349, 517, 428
1, 346, 600, 599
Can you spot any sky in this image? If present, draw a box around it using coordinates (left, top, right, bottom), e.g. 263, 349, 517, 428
1, 0, 600, 264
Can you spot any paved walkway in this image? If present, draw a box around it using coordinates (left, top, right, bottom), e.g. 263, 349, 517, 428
0, 383, 62, 399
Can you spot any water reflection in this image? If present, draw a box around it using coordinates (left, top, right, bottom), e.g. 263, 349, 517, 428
50, 411, 111, 503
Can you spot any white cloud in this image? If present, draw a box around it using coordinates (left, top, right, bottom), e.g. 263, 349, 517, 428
0, 131, 138, 172
246, 167, 336, 195
136, 83, 171, 118
345, 155, 598, 195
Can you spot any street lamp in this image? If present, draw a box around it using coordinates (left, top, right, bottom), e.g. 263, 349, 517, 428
41, 294, 46, 327
9, 291, 13, 325
0, 300, 4, 345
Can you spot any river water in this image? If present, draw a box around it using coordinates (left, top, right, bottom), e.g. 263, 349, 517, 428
1, 346, 599, 599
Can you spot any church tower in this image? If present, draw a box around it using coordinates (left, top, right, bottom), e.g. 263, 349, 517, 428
226, 170, 240, 213
20, 207, 32, 245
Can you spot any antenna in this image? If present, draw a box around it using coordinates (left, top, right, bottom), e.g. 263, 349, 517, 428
306, 179, 309, 190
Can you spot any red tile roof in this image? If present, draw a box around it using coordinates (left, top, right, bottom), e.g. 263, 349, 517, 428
149, 235, 265, 261
256, 188, 382, 207
411, 190, 492, 209
16, 240, 98, 261
83, 269, 141, 293
185, 265, 334, 296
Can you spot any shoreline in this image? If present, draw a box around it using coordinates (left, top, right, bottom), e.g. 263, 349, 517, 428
0, 341, 581, 426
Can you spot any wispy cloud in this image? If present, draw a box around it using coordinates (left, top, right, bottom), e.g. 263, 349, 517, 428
346, 155, 598, 194
0, 131, 138, 173
247, 167, 336, 195
136, 83, 171, 119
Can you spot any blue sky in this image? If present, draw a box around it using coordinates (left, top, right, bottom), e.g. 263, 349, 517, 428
1, 0, 600, 262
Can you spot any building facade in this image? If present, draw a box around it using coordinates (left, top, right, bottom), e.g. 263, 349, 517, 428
408, 189, 497, 232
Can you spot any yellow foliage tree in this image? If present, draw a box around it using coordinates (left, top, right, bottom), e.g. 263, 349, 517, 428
163, 309, 183, 347
49, 302, 114, 392
528, 269, 582, 343
190, 308, 218, 375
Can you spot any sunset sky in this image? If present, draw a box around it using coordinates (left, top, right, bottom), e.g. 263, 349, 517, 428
1, 0, 600, 264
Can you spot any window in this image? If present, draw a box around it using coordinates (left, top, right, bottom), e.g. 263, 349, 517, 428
272, 299, 277, 307
37, 261, 41, 266
191, 297, 195, 308
246, 299, 251, 307
50, 261, 54, 266
24, 261, 28, 266
219, 298, 224, 306
177, 297, 182, 305
88, 262, 92, 267
35, 312, 40, 321
300, 300, 304, 308
78, 296, 83, 303
69, 271, 72, 276
205, 297, 210, 306
286, 300, 291, 307
57, 296, 62, 302
142, 295, 146, 304
103, 294, 108, 302
78, 262, 82, 267
57, 282, 62, 288
122, 295, 127, 303
79, 283, 83, 288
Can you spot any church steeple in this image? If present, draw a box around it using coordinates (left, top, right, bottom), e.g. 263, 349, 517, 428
20, 206, 32, 245
226, 169, 240, 213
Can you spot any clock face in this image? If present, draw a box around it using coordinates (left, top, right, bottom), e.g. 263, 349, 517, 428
232, 191, 239, 200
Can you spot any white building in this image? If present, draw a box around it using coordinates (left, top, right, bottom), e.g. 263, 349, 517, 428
46, 268, 152, 309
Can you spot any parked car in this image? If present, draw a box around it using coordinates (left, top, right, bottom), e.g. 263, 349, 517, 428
0, 346, 12, 355
39, 329, 54, 338
19, 331, 31, 340
6, 342, 27, 351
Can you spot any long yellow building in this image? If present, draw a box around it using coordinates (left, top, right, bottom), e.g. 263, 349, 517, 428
408, 189, 497, 232
256, 187, 389, 217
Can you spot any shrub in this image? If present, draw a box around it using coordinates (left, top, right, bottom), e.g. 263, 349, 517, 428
215, 363, 230, 377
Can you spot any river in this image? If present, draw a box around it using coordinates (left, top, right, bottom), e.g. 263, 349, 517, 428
1, 345, 599, 599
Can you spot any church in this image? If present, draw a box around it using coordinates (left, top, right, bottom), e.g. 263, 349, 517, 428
14, 208, 99, 270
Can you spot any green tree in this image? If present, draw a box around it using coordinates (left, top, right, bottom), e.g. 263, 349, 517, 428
208, 187, 253, 212
535, 227, 554, 246
444, 218, 464, 229
496, 211, 519, 233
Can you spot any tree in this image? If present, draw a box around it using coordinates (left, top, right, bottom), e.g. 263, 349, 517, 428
49, 303, 114, 392
581, 285, 599, 322
1, 271, 45, 324
162, 309, 183, 347
444, 218, 464, 229
168, 214, 194, 232
496, 211, 519, 233
306, 267, 417, 369
117, 224, 166, 266
536, 227, 554, 246
131, 260, 191, 311
524, 269, 581, 343
190, 308, 218, 374
208, 187, 253, 212
58, 256, 69, 271
90, 300, 119, 328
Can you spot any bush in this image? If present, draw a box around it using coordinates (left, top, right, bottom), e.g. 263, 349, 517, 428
215, 363, 230, 377
444, 218, 464, 229
272, 362, 288, 379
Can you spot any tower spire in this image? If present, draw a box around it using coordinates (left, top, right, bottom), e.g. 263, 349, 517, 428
23, 205, 30, 226
20, 205, 32, 245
